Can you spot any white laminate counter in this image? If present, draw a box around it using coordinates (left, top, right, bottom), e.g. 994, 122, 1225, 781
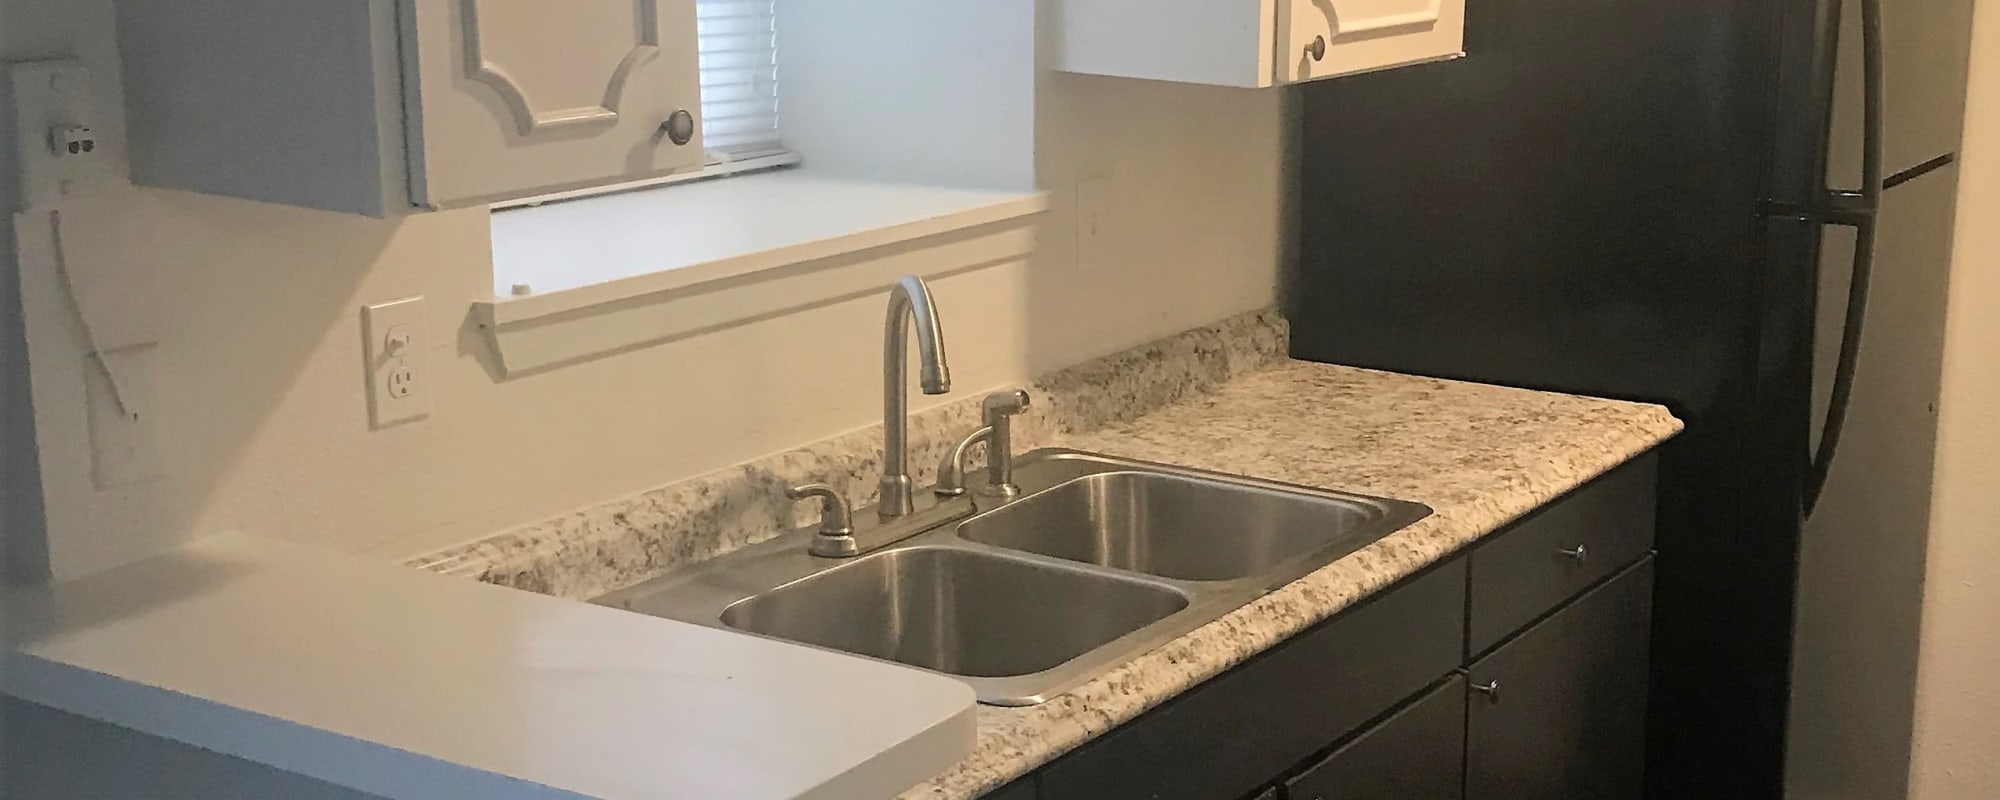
0, 536, 977, 800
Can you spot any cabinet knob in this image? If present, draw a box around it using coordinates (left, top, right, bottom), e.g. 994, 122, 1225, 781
1558, 545, 1589, 563
1305, 35, 1328, 62
1472, 680, 1502, 703
662, 109, 696, 146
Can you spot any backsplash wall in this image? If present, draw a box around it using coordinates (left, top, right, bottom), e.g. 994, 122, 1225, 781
3, 1, 1289, 581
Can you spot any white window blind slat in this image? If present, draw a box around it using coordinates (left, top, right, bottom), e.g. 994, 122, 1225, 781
696, 0, 782, 159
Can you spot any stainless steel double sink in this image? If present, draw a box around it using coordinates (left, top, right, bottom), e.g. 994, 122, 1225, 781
595, 450, 1431, 706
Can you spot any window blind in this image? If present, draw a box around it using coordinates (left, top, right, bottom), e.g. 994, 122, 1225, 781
696, 0, 783, 160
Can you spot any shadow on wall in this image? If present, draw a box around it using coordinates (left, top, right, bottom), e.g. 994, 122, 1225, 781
3, 203, 52, 583
12, 185, 416, 579
1026, 70, 1290, 379
1789, 162, 1963, 800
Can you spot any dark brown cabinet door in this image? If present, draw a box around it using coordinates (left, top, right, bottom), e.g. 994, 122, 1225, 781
986, 778, 1037, 800
1466, 558, 1654, 800
1282, 676, 1466, 800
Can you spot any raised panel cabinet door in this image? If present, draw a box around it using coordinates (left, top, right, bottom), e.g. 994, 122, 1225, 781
1277, 0, 1465, 84
1465, 558, 1654, 800
402, 0, 704, 208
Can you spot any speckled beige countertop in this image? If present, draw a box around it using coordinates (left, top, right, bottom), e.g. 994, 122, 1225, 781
408, 309, 1681, 800
896, 361, 1682, 799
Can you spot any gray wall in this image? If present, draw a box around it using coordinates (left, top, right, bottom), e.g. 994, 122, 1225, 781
1, 697, 387, 800
0, 52, 50, 584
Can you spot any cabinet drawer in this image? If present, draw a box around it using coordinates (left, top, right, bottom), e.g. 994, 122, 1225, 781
1282, 675, 1466, 800
1466, 557, 1654, 800
1468, 455, 1657, 655
1040, 561, 1467, 800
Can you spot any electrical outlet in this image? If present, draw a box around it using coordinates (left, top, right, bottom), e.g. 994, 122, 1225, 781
85, 343, 163, 489
387, 360, 417, 399
363, 298, 430, 429
7, 60, 122, 211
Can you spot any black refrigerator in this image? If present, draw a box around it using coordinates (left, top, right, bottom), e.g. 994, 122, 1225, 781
1290, 0, 1974, 797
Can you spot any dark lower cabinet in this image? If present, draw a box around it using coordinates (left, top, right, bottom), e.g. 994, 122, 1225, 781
1282, 675, 1467, 800
1465, 557, 1654, 800
985, 778, 1037, 800
1037, 562, 1467, 800
996, 454, 1660, 800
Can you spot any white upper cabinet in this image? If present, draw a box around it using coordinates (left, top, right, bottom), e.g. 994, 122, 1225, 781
1057, 0, 1464, 88
115, 0, 703, 216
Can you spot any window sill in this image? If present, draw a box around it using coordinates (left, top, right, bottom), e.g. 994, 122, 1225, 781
472, 171, 1048, 377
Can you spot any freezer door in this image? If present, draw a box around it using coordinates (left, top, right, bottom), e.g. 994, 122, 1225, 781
1789, 165, 1961, 799
1826, 0, 1976, 185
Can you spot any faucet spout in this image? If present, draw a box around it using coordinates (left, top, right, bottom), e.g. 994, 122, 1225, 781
881, 276, 952, 518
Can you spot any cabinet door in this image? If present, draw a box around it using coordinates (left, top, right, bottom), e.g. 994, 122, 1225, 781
402, 0, 705, 208
1277, 0, 1465, 84
986, 777, 1037, 800
1466, 558, 1654, 800
1282, 676, 1465, 800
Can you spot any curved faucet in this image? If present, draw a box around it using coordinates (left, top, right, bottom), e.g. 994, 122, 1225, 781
880, 275, 952, 518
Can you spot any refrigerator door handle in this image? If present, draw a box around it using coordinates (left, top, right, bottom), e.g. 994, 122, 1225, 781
1806, 0, 1886, 516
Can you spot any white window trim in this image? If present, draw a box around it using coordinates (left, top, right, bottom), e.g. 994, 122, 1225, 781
490, 151, 800, 211
475, 172, 1047, 378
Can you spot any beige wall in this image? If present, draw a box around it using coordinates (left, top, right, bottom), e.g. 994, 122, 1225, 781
1909, 2, 2000, 796
2, 1, 1287, 580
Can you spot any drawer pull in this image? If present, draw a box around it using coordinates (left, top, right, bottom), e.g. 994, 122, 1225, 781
1472, 680, 1502, 702
1558, 545, 1589, 563
1305, 35, 1328, 62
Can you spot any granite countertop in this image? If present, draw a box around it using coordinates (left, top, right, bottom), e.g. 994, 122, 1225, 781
897, 360, 1682, 799
0, 309, 1676, 800
403, 308, 1680, 800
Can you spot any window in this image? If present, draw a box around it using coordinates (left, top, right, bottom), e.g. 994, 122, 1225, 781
478, 1, 1046, 376
696, 0, 786, 163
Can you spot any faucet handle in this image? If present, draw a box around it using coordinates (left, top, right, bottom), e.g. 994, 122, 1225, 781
786, 483, 854, 536
936, 426, 995, 498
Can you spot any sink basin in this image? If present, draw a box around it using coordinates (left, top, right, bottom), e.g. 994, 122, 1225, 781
959, 470, 1383, 581
720, 547, 1188, 678
595, 449, 1430, 706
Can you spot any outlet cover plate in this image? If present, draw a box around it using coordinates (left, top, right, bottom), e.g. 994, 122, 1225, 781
363, 297, 430, 429
7, 59, 122, 211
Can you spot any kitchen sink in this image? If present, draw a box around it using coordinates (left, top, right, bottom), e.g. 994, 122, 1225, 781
720, 546, 1189, 678
959, 470, 1383, 581
596, 449, 1430, 705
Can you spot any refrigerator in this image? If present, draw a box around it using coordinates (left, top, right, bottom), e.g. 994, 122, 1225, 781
1288, 0, 1975, 796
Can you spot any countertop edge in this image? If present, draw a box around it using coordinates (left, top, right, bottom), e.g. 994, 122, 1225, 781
2, 535, 980, 800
